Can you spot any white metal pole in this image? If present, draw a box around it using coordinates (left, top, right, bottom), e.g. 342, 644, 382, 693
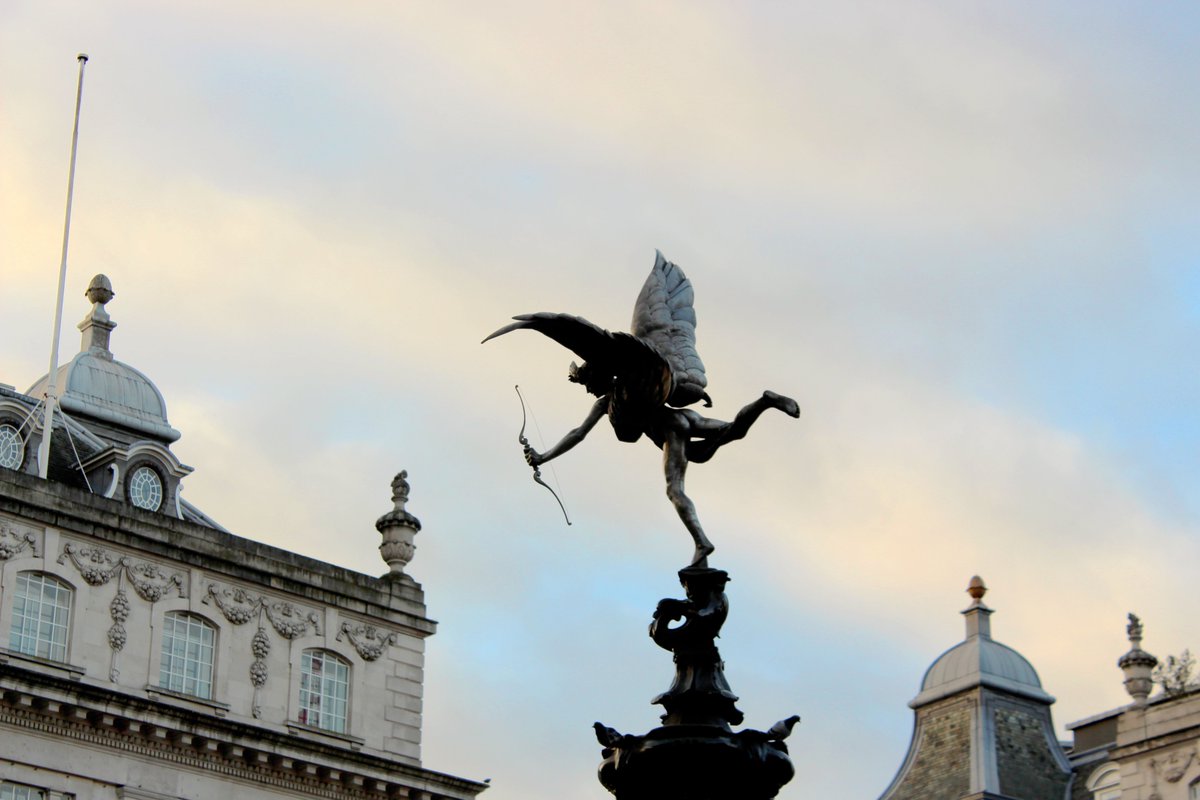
37, 53, 89, 479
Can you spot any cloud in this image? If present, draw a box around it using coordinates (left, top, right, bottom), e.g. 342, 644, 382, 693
2, 2, 1197, 798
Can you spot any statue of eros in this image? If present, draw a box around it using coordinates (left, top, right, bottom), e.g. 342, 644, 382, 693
484, 251, 800, 566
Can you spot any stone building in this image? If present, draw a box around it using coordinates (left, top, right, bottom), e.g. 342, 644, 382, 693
0, 277, 486, 799
879, 578, 1200, 800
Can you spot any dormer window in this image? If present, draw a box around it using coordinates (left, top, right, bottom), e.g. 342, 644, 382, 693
128, 465, 164, 511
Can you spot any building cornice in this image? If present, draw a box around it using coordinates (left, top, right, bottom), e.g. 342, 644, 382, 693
0, 660, 487, 799
0, 469, 435, 636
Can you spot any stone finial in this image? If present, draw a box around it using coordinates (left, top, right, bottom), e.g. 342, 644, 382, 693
376, 470, 421, 576
85, 274, 115, 306
962, 575, 992, 639
1127, 613, 1144, 643
1119, 612, 1158, 705
79, 274, 117, 356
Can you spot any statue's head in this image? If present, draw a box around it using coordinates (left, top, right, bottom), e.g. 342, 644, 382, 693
569, 361, 611, 397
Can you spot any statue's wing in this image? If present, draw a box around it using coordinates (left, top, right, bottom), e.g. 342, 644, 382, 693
483, 312, 665, 378
630, 251, 709, 407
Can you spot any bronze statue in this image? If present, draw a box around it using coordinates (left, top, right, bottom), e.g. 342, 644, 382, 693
484, 252, 799, 566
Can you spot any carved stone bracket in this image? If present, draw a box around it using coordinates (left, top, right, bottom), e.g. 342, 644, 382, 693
202, 582, 322, 718
336, 622, 398, 662
57, 542, 186, 601
0, 522, 40, 561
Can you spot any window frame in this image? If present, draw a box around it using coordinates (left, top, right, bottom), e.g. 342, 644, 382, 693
0, 421, 26, 471
8, 571, 73, 662
1087, 763, 1120, 800
158, 611, 217, 700
126, 461, 165, 512
0, 780, 47, 800
298, 648, 351, 734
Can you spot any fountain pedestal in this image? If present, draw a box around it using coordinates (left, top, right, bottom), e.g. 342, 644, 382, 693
596, 566, 799, 800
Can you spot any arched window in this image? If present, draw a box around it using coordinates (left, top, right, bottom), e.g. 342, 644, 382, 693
1087, 763, 1120, 800
299, 649, 350, 733
159, 612, 216, 699
9, 572, 72, 662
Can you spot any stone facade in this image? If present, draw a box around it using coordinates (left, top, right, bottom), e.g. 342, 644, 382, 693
1067, 687, 1200, 800
0, 468, 484, 799
882, 579, 1200, 800
0, 278, 484, 799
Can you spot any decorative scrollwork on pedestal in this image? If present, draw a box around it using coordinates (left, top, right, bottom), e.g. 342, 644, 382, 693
336, 622, 398, 661
0, 522, 40, 560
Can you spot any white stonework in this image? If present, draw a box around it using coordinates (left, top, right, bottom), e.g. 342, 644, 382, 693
0, 469, 485, 800
0, 278, 483, 800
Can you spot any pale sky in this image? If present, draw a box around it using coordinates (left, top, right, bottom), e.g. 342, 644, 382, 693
2, 2, 1198, 797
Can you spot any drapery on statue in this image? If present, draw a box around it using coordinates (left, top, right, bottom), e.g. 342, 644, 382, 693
483, 251, 799, 566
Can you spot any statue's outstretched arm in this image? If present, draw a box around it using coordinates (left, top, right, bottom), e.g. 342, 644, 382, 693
526, 396, 608, 466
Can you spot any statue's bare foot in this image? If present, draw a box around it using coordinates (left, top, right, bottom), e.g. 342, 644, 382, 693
691, 542, 715, 568
764, 390, 800, 418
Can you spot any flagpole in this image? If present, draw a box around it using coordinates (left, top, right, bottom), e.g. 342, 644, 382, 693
37, 53, 89, 479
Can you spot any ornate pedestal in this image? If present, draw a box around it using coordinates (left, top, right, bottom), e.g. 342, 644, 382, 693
596, 566, 799, 800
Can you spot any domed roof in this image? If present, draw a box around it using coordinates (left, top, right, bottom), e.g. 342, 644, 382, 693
27, 275, 181, 443
910, 577, 1054, 708
28, 353, 179, 442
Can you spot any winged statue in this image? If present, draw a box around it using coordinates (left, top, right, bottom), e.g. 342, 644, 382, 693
484, 251, 799, 566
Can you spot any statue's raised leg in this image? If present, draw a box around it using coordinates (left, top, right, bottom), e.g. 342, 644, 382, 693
685, 391, 800, 464
663, 428, 714, 566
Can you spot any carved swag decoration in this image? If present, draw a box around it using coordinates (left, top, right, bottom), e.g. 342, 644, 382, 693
57, 541, 187, 681
0, 521, 40, 561
203, 582, 322, 719
336, 622, 398, 662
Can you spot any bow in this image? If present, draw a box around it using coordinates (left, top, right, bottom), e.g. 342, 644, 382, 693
515, 385, 571, 526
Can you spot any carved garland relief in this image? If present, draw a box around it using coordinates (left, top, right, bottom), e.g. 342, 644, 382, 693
56, 541, 187, 681
0, 520, 41, 560
203, 582, 322, 719
336, 622, 398, 662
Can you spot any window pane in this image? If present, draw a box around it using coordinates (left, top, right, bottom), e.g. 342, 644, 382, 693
9, 573, 71, 662
160, 612, 216, 699
298, 650, 350, 733
0, 780, 46, 799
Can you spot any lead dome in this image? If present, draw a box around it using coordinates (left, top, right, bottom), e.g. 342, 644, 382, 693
26, 274, 180, 442
910, 575, 1053, 708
